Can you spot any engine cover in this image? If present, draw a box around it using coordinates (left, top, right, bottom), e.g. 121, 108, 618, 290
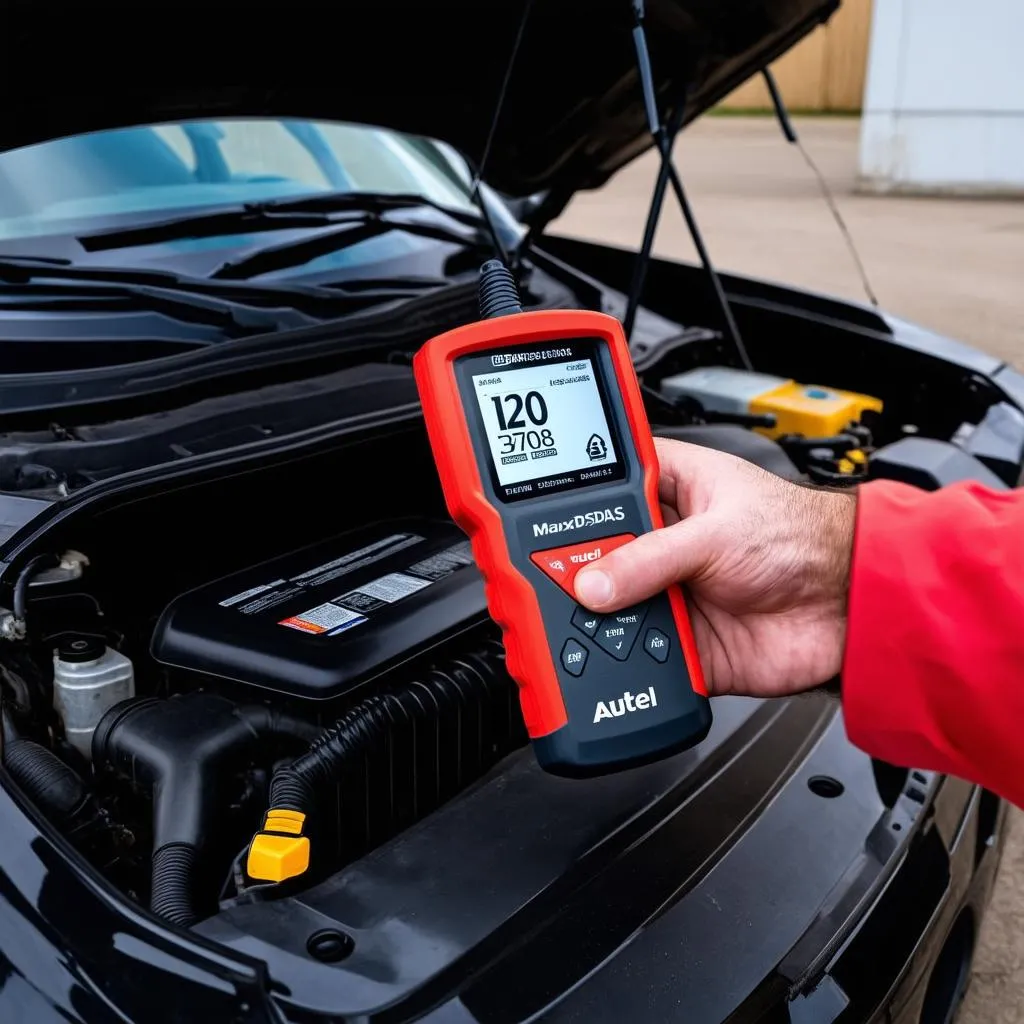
151, 519, 486, 701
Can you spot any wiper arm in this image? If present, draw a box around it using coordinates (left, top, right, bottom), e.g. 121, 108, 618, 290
0, 254, 440, 318
0, 278, 316, 337
77, 191, 486, 253
209, 214, 481, 280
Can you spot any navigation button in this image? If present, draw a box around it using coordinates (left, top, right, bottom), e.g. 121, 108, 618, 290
560, 638, 589, 677
530, 534, 636, 597
593, 604, 647, 661
643, 627, 670, 663
571, 605, 601, 637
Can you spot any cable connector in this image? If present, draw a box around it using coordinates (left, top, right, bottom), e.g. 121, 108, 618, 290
478, 259, 523, 319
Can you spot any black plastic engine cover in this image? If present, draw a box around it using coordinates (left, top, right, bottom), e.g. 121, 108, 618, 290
953, 401, 1024, 486
151, 519, 486, 701
868, 436, 1006, 491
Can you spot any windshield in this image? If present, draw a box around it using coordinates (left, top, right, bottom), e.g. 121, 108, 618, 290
0, 118, 520, 282
0, 118, 477, 237
0, 118, 525, 373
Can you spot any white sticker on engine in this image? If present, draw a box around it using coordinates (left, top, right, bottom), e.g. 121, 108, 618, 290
278, 602, 366, 635
347, 572, 431, 603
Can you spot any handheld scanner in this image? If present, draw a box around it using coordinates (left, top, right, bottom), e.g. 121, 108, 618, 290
413, 262, 711, 777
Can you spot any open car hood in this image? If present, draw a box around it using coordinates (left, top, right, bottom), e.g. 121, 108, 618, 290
5, 0, 836, 204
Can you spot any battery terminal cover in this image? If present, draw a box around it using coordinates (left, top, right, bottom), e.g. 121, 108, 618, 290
748, 381, 882, 440
659, 367, 883, 440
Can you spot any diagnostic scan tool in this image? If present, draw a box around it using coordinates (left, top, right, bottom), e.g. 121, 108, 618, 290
413, 261, 711, 776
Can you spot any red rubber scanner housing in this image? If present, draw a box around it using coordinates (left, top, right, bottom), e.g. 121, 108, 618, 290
413, 309, 706, 740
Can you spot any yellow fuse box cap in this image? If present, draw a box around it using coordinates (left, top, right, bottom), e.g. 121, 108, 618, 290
750, 382, 882, 440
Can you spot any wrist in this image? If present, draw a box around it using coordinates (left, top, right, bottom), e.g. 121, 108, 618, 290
791, 482, 857, 603
802, 485, 856, 688
821, 487, 857, 603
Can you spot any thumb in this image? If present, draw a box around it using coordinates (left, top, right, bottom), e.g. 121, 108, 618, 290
573, 517, 713, 612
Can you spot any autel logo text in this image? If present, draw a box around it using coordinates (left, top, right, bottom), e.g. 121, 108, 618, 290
593, 687, 658, 723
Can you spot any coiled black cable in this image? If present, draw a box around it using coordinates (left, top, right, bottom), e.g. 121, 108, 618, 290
267, 641, 510, 822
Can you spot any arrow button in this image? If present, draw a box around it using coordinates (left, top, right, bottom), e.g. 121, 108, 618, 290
571, 605, 602, 638
559, 638, 589, 677
593, 603, 648, 660
643, 627, 671, 663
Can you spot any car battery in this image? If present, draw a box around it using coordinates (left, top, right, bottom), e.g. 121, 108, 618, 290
660, 366, 882, 439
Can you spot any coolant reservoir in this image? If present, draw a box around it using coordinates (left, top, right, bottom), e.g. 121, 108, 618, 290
53, 635, 135, 760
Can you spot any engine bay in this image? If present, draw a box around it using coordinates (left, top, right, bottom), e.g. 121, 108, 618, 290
0, 252, 1021, 946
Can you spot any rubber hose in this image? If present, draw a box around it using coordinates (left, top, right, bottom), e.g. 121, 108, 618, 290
151, 842, 198, 927
96, 692, 330, 926
238, 705, 322, 746
3, 737, 89, 823
12, 553, 59, 625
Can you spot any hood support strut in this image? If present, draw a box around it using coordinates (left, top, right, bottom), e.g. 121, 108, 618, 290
624, 0, 752, 371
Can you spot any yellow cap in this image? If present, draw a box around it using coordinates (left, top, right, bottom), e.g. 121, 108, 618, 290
846, 449, 867, 465
246, 809, 310, 882
837, 457, 856, 475
264, 809, 305, 834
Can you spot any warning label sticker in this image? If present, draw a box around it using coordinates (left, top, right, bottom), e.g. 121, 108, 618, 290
274, 539, 476, 638
279, 603, 367, 635
334, 572, 430, 613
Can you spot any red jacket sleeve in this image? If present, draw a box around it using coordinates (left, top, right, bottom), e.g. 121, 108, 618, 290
842, 478, 1024, 807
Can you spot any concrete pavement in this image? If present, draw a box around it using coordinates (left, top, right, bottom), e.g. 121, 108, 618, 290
551, 115, 1024, 1023
552, 116, 1024, 367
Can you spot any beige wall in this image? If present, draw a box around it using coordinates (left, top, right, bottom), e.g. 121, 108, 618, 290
718, 0, 874, 112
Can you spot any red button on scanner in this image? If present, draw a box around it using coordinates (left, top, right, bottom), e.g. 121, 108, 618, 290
530, 534, 636, 597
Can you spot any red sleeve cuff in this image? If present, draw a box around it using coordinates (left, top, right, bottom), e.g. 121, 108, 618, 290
842, 478, 1024, 806
842, 480, 957, 770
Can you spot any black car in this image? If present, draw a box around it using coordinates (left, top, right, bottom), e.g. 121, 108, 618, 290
0, 2, 1014, 1021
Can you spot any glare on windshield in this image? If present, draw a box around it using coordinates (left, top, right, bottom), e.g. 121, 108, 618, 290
0, 118, 478, 242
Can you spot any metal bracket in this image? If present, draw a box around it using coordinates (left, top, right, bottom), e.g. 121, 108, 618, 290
625, 1, 752, 371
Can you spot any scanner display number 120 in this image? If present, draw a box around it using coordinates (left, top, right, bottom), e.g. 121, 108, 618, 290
490, 391, 554, 454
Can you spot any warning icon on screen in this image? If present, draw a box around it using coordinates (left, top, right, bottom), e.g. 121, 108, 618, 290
586, 434, 608, 461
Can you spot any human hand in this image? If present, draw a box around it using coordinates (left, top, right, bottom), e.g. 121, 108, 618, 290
573, 438, 856, 698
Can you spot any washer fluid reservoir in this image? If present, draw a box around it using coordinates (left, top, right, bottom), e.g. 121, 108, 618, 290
53, 635, 135, 761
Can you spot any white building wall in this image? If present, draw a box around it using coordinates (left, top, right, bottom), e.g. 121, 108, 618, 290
858, 0, 1024, 194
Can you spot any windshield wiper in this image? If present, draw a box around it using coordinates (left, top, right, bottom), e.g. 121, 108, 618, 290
209, 215, 481, 280
77, 191, 486, 253
0, 277, 317, 338
0, 255, 448, 319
